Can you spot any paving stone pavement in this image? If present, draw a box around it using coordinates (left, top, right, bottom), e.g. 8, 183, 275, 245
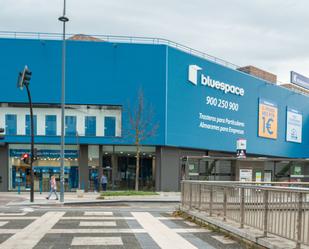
0, 207, 248, 249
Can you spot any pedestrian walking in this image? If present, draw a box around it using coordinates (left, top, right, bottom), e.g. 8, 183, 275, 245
46, 175, 59, 200
101, 173, 107, 191
94, 174, 99, 193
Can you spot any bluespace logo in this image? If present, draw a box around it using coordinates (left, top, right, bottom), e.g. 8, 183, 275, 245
188, 65, 245, 96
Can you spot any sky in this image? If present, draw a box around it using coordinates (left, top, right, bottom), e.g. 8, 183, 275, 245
0, 0, 308, 83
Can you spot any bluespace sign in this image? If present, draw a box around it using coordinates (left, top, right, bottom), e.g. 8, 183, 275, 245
166, 47, 309, 158
291, 71, 309, 90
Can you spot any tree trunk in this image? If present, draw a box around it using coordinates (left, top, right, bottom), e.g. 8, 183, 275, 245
135, 145, 140, 191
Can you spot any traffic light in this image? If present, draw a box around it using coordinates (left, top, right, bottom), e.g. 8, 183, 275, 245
17, 65, 32, 89
33, 148, 38, 161
0, 128, 4, 140
21, 153, 31, 165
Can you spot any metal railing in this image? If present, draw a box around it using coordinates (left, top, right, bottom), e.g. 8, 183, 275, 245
181, 181, 309, 248
0, 30, 242, 70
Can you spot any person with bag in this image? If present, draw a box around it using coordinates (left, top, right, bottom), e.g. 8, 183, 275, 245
46, 175, 59, 200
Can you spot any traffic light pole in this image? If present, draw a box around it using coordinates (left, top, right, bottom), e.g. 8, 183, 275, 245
24, 83, 34, 203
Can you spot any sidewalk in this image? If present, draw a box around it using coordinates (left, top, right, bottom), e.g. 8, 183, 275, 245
2, 191, 180, 206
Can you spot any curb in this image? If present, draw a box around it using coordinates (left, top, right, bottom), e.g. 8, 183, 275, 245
7, 199, 180, 207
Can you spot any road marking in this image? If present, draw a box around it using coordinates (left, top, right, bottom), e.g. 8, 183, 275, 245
158, 217, 183, 220
22, 208, 34, 213
0, 211, 65, 249
184, 221, 197, 227
79, 221, 116, 227
71, 236, 123, 246
0, 213, 26, 216
0, 222, 8, 227
61, 216, 180, 220
49, 228, 146, 234
48, 228, 206, 234
212, 235, 236, 244
173, 228, 209, 233
0, 217, 37, 220
0, 229, 21, 234
84, 211, 113, 216
132, 212, 198, 249
62, 216, 134, 220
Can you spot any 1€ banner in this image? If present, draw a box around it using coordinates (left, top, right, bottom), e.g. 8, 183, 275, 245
258, 99, 278, 139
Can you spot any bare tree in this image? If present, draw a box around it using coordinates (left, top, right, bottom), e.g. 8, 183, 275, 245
126, 89, 159, 191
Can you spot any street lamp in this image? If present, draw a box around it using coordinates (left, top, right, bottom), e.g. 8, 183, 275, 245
58, 0, 69, 203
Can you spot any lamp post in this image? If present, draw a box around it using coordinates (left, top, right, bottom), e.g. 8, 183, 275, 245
58, 0, 69, 203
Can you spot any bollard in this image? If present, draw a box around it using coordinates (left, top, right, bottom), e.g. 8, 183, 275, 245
18, 180, 20, 195
39, 179, 42, 194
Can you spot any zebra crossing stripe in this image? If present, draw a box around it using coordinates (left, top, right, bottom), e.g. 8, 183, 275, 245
62, 216, 134, 220
84, 211, 113, 216
47, 228, 206, 234
71, 237, 123, 246
0, 217, 37, 220
132, 212, 198, 249
211, 235, 236, 244
79, 221, 116, 227
0, 229, 21, 234
0, 213, 26, 216
49, 228, 146, 234
0, 212, 64, 249
0, 222, 8, 227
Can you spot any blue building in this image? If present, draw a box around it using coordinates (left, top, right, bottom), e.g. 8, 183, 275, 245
0, 33, 308, 192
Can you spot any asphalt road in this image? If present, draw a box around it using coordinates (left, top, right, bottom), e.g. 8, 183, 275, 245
0, 202, 247, 249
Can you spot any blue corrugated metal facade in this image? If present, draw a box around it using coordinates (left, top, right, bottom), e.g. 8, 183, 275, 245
1, 37, 307, 157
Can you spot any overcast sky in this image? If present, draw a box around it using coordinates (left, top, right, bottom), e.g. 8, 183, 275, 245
0, 0, 308, 82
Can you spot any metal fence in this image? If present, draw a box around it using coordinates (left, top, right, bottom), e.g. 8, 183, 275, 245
0, 31, 238, 70
181, 181, 309, 248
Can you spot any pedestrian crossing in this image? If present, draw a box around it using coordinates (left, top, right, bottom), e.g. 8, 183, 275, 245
0, 210, 242, 249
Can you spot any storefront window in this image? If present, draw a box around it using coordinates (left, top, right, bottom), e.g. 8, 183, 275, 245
102, 145, 156, 191
9, 144, 79, 191
88, 145, 99, 191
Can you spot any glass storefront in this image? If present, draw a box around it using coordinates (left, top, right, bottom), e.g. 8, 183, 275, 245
9, 144, 79, 191
87, 145, 156, 191
9, 144, 156, 192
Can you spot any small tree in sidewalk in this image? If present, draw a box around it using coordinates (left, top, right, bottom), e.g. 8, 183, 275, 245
126, 89, 159, 191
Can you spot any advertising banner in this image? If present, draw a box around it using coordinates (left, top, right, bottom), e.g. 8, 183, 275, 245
9, 149, 78, 158
286, 107, 302, 143
239, 169, 252, 182
258, 99, 278, 139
